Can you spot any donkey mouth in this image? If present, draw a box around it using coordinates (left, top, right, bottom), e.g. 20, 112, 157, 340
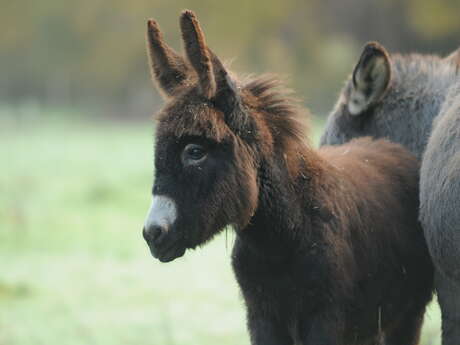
147, 240, 186, 263
158, 245, 186, 263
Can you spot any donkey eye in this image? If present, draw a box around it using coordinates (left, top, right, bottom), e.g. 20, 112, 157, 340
182, 143, 207, 165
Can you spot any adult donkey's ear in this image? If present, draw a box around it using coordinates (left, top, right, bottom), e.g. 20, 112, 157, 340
348, 42, 391, 116
180, 10, 216, 99
444, 46, 460, 67
146, 19, 190, 97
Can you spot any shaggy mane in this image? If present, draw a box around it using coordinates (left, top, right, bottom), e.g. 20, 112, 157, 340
391, 53, 460, 88
243, 75, 311, 147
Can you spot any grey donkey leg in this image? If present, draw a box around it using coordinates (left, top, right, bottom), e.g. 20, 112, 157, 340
435, 270, 460, 345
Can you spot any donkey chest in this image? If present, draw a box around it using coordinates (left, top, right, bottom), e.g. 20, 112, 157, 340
231, 243, 329, 314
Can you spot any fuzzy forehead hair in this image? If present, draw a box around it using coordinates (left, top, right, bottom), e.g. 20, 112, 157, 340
157, 93, 231, 142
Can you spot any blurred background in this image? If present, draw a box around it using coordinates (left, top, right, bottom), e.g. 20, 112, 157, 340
2, 0, 459, 344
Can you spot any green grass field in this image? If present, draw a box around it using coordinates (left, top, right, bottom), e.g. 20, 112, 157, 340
0, 107, 442, 345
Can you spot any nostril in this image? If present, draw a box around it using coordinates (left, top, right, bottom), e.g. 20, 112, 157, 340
143, 225, 164, 243
151, 225, 163, 242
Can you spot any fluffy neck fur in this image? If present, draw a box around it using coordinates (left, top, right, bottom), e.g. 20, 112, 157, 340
236, 76, 330, 260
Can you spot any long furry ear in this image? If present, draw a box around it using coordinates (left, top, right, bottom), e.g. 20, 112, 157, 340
180, 10, 216, 99
444, 47, 460, 67
146, 19, 190, 97
208, 51, 253, 136
349, 42, 391, 116
210, 53, 241, 112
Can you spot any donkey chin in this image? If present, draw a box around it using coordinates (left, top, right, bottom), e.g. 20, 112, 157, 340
142, 195, 188, 262
143, 226, 186, 263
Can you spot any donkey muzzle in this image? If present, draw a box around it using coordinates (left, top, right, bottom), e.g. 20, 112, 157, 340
143, 195, 184, 262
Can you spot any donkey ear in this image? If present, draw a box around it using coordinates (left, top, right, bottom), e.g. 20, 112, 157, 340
146, 19, 190, 97
180, 10, 216, 99
348, 42, 391, 116
444, 47, 460, 66
209, 52, 248, 132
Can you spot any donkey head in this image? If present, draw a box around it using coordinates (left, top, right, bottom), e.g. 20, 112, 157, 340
321, 42, 460, 157
142, 11, 264, 262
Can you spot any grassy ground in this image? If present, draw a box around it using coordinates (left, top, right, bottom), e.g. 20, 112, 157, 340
0, 108, 441, 345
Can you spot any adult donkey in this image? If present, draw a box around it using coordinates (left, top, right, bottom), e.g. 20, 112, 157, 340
321, 42, 460, 345
143, 11, 433, 345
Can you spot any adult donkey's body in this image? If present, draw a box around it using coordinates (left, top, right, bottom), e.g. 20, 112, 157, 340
321, 42, 460, 345
142, 13, 433, 345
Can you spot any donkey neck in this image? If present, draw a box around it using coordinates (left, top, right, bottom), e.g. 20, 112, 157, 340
236, 142, 326, 262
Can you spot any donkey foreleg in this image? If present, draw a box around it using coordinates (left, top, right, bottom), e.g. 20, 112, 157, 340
299, 308, 344, 345
247, 311, 293, 345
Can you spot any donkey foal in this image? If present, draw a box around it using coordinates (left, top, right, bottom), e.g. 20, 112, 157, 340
142, 11, 434, 345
